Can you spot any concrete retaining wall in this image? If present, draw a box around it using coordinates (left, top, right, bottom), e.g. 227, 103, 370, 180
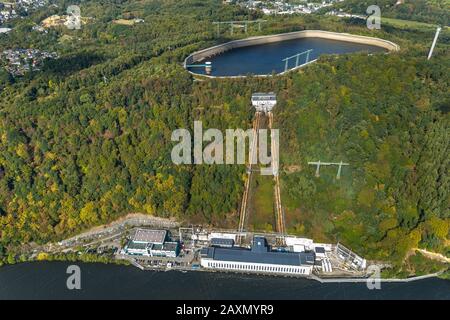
309, 271, 444, 283
184, 30, 399, 77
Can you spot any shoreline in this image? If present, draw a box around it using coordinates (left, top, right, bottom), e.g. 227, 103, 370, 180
2, 261, 448, 300
4, 217, 446, 285
1, 259, 445, 284
114, 257, 448, 284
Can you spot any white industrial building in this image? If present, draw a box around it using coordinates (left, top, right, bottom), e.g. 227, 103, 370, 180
202, 259, 313, 275
284, 236, 334, 273
192, 231, 238, 243
124, 228, 180, 258
200, 236, 315, 276
251, 92, 277, 113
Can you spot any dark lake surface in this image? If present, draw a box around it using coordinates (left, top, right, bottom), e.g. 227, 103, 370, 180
0, 262, 449, 300
187, 37, 387, 77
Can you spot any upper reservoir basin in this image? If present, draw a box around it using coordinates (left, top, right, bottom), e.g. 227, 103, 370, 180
185, 31, 398, 77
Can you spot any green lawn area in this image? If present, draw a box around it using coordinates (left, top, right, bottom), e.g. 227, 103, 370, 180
248, 175, 275, 232
382, 17, 439, 30
280, 168, 355, 242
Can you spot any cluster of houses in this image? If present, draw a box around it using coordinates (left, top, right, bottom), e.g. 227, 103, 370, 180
326, 10, 366, 20
1, 49, 58, 76
0, 2, 17, 25
233, 0, 345, 15
0, 0, 48, 25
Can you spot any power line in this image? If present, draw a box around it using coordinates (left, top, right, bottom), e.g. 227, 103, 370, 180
282, 49, 313, 72
428, 26, 442, 60
308, 161, 349, 179
212, 20, 266, 36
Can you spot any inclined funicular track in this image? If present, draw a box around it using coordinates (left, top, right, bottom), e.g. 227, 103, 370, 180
238, 111, 286, 243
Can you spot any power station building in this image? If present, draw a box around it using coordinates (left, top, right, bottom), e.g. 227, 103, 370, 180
124, 228, 180, 258
251, 92, 277, 113
200, 236, 315, 275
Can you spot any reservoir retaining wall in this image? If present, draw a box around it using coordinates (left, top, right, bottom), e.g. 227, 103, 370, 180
184, 30, 399, 77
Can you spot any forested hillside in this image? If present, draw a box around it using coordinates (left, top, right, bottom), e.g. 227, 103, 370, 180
0, 0, 255, 258
0, 0, 448, 275
278, 53, 449, 270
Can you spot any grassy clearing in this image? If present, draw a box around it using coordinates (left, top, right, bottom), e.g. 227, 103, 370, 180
112, 19, 138, 26
281, 168, 354, 243
382, 17, 439, 30
248, 175, 275, 232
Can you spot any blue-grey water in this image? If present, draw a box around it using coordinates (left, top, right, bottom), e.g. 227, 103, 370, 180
187, 37, 387, 76
0, 262, 448, 299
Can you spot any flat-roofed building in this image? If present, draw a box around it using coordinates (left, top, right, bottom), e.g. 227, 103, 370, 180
132, 229, 167, 244
285, 237, 314, 249
125, 241, 148, 256
314, 246, 326, 259
200, 236, 315, 276
208, 232, 237, 241
210, 238, 234, 248
251, 92, 277, 113
124, 228, 179, 258
148, 242, 180, 258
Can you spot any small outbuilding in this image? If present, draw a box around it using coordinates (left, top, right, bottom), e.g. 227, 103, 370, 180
251, 92, 277, 113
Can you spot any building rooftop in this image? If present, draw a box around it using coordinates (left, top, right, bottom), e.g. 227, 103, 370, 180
162, 242, 179, 251
251, 92, 276, 101
132, 229, 167, 244
147, 242, 178, 251
315, 247, 325, 254
200, 247, 212, 256
126, 241, 148, 250
210, 238, 234, 247
203, 236, 315, 266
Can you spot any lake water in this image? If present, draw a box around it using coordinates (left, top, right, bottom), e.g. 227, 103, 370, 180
0, 262, 449, 300
187, 37, 387, 77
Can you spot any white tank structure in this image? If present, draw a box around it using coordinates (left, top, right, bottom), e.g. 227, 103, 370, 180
251, 92, 277, 113
205, 61, 212, 74
208, 232, 237, 241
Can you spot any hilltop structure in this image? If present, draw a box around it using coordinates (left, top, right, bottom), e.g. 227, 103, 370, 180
251, 92, 277, 113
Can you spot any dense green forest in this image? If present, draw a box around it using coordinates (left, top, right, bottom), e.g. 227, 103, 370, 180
278, 52, 449, 266
0, 0, 448, 275
332, 0, 449, 25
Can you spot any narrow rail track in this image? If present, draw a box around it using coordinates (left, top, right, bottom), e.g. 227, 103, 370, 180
238, 111, 286, 244
237, 112, 261, 240
269, 112, 286, 242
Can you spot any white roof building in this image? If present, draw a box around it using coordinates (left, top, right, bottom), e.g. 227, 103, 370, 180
251, 92, 277, 113
132, 228, 167, 244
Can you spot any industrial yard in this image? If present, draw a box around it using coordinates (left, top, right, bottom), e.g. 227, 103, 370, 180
113, 226, 369, 279
37, 214, 371, 279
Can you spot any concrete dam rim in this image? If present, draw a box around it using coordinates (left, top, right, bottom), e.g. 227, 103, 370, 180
184, 30, 400, 78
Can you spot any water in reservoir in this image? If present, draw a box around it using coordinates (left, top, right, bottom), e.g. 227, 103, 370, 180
0, 262, 449, 299
187, 37, 387, 77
